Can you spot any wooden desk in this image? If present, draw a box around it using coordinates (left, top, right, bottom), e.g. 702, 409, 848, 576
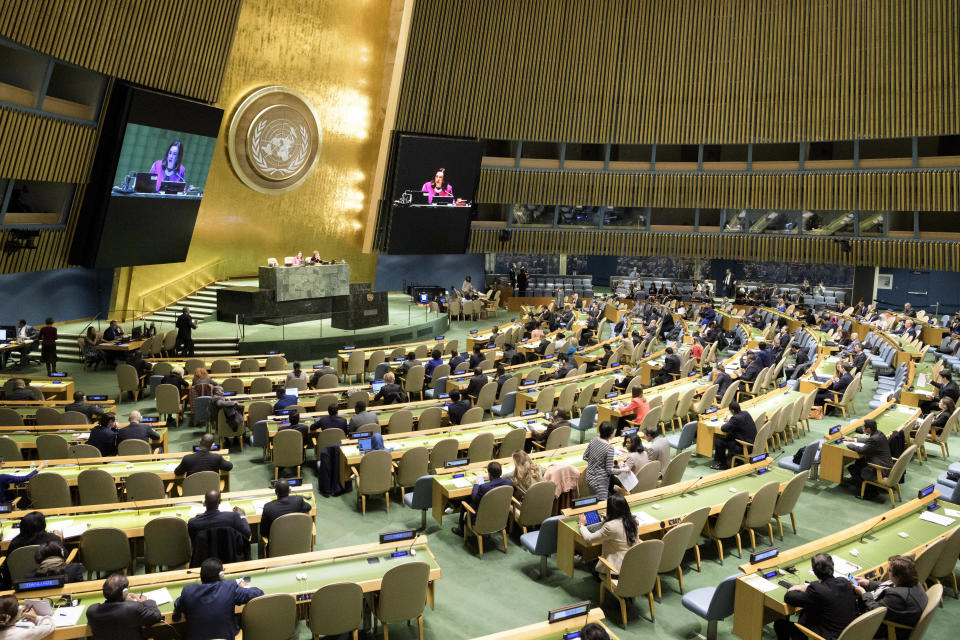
469, 609, 618, 640
696, 389, 804, 458
818, 401, 920, 484
732, 494, 956, 640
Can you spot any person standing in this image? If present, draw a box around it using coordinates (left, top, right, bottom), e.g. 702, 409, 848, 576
176, 307, 198, 357
38, 318, 57, 375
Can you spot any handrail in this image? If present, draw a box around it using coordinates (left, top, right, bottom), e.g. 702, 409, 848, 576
136, 258, 226, 318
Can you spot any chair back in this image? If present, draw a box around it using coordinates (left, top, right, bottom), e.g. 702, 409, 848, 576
467, 431, 495, 462
913, 536, 946, 583
835, 607, 888, 640
388, 409, 414, 434
884, 445, 916, 487
498, 427, 526, 457
78, 468, 120, 505
0, 436, 23, 461
472, 484, 513, 535
34, 407, 63, 426
460, 406, 484, 425
396, 447, 429, 488
418, 406, 443, 431
615, 539, 664, 597
118, 439, 152, 456
544, 425, 571, 450
659, 522, 694, 572
36, 433, 70, 459
309, 582, 364, 638
515, 480, 557, 528
660, 450, 691, 486
907, 584, 943, 640
268, 512, 314, 557
377, 561, 430, 624
125, 471, 166, 500
181, 470, 220, 496
742, 481, 780, 528
144, 517, 191, 570
273, 430, 304, 470
712, 491, 750, 538
30, 472, 71, 507
429, 437, 459, 472
632, 460, 661, 493
357, 450, 393, 495
241, 593, 298, 640
81, 527, 131, 574
7, 545, 41, 582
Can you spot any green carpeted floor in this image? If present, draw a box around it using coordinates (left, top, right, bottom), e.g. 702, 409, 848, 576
12, 315, 959, 640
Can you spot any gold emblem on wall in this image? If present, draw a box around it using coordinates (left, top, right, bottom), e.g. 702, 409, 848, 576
228, 86, 322, 194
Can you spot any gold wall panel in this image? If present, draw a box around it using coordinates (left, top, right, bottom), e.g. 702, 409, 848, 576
0, 0, 242, 103
114, 0, 403, 311
397, 0, 960, 144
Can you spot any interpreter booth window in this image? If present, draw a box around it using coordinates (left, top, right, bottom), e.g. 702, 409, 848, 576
513, 203, 555, 226
0, 180, 73, 228
603, 207, 646, 229
558, 205, 601, 227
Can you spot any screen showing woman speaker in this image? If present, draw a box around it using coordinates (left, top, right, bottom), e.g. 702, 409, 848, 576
387, 135, 483, 254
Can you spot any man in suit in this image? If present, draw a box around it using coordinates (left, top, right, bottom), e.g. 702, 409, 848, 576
88, 413, 119, 457
347, 401, 378, 434
451, 461, 512, 536
711, 402, 757, 470
272, 387, 297, 414
173, 557, 263, 640
188, 489, 251, 544
464, 368, 489, 401
174, 433, 234, 476
923, 370, 960, 413
841, 419, 894, 498
641, 426, 671, 472
64, 391, 103, 420
259, 479, 311, 541
86, 573, 163, 640
373, 371, 405, 405
815, 362, 853, 408
312, 404, 347, 431
712, 365, 734, 399
117, 410, 161, 444
4, 378, 42, 401
654, 347, 682, 386
774, 553, 858, 640
175, 306, 198, 357
447, 389, 471, 425
307, 358, 337, 388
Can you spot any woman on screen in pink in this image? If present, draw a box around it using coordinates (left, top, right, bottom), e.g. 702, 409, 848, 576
421, 167, 453, 203
149, 140, 186, 192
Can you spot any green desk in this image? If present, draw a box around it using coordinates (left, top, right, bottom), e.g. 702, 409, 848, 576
697, 390, 804, 458
732, 494, 958, 640
17, 539, 441, 640
819, 401, 920, 484
557, 459, 791, 577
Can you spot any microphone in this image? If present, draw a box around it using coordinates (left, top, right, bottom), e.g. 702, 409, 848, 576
680, 475, 705, 498
859, 515, 887, 544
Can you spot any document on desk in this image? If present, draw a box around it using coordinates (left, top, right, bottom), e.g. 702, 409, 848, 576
743, 573, 780, 593
919, 511, 956, 527
53, 606, 84, 627
142, 587, 173, 606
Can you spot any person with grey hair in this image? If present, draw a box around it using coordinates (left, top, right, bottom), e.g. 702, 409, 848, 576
118, 410, 161, 445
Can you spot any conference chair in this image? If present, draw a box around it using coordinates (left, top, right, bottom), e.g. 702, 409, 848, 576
272, 429, 303, 480
155, 383, 183, 426
794, 605, 887, 640
29, 473, 71, 508
374, 561, 431, 640
81, 527, 133, 578
740, 481, 780, 549
861, 445, 916, 505
660, 450, 692, 487
599, 539, 664, 626
266, 512, 313, 557
466, 432, 495, 462
0, 408, 25, 427
34, 407, 63, 426
180, 470, 220, 497
352, 449, 392, 514
428, 438, 458, 473
125, 471, 166, 500
463, 484, 513, 556
70, 443, 101, 458
394, 446, 429, 500
680, 574, 739, 640
497, 427, 526, 457
680, 506, 711, 572
78, 469, 120, 505
703, 491, 750, 562
118, 439, 152, 455
241, 593, 297, 640
459, 406, 484, 425
773, 470, 810, 538
519, 515, 562, 579
510, 480, 556, 535
387, 409, 414, 434
0, 436, 23, 462
309, 582, 364, 640
144, 517, 191, 572
657, 522, 694, 598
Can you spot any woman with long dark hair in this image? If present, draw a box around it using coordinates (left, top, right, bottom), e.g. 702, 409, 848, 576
577, 493, 638, 577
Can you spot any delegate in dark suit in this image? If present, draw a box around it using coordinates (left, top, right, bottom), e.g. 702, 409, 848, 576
713, 406, 756, 469
174, 574, 263, 640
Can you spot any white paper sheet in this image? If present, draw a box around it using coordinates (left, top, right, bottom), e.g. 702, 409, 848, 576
919, 511, 956, 527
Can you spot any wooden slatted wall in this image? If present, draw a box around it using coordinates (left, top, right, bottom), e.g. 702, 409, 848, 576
397, 0, 960, 144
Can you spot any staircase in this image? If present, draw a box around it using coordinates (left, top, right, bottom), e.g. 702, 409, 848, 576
56, 282, 239, 363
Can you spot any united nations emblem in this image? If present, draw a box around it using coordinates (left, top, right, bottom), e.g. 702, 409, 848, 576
228, 87, 322, 194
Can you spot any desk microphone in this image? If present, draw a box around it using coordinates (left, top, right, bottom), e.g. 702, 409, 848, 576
859, 515, 887, 544
680, 475, 705, 498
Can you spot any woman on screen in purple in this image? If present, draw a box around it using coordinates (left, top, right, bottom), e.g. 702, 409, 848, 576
421, 167, 453, 203
149, 140, 186, 192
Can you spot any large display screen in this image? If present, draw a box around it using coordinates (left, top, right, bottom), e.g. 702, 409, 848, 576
70, 83, 223, 269
384, 134, 483, 254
